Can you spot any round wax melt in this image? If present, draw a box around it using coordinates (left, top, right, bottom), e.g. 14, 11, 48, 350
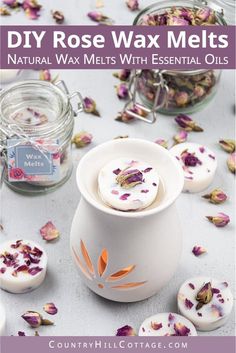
0, 240, 47, 294
139, 313, 197, 336
0, 302, 6, 336
170, 142, 217, 193
178, 277, 233, 331
98, 158, 159, 211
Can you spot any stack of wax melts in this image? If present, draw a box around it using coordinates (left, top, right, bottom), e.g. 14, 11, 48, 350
0, 239, 47, 294
170, 142, 217, 193
177, 277, 234, 331
98, 158, 159, 211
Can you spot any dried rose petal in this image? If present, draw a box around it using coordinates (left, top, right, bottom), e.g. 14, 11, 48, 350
18, 331, 26, 336
0, 7, 11, 15
175, 114, 203, 132
28, 266, 43, 276
173, 323, 190, 336
72, 131, 93, 148
227, 152, 236, 174
206, 213, 230, 227
3, 0, 19, 8
185, 298, 194, 309
40, 221, 60, 241
188, 283, 195, 290
202, 189, 227, 204
116, 83, 129, 100
173, 130, 188, 144
155, 139, 168, 149
126, 0, 139, 11
43, 303, 58, 315
120, 193, 130, 201
116, 325, 136, 336
151, 322, 162, 330
192, 246, 207, 257
39, 70, 51, 82
219, 139, 235, 153
83, 97, 100, 117
113, 69, 131, 81
52, 10, 64, 24
181, 150, 202, 167
22, 0, 42, 20
196, 282, 213, 310
22, 312, 42, 328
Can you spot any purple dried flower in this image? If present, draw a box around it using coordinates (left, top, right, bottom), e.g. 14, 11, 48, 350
202, 189, 227, 204
52, 10, 64, 24
181, 150, 202, 167
39, 70, 51, 82
168, 16, 189, 26
196, 282, 213, 310
173, 130, 188, 144
87, 11, 108, 23
116, 325, 136, 336
72, 131, 93, 148
40, 221, 60, 241
3, 0, 19, 8
113, 69, 131, 81
206, 213, 230, 227
22, 0, 42, 20
227, 152, 236, 174
219, 139, 235, 153
185, 298, 194, 309
28, 266, 43, 276
192, 246, 207, 257
83, 97, 100, 117
116, 83, 129, 100
18, 331, 26, 336
175, 114, 203, 132
22, 312, 42, 328
194, 85, 205, 98
173, 323, 190, 336
126, 0, 139, 11
116, 169, 143, 189
43, 303, 58, 315
120, 193, 131, 201
196, 7, 211, 21
151, 322, 162, 330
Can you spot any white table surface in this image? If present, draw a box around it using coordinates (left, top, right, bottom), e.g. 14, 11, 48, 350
0, 0, 235, 337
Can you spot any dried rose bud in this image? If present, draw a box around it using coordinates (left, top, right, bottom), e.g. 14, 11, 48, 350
196, 7, 211, 21
155, 139, 168, 149
227, 152, 236, 174
192, 246, 207, 257
22, 312, 42, 328
196, 282, 213, 310
202, 189, 227, 204
175, 114, 203, 132
116, 111, 134, 123
219, 139, 235, 153
52, 10, 64, 24
116, 325, 136, 336
72, 131, 93, 148
173, 323, 190, 336
39, 70, 51, 82
175, 92, 189, 106
116, 168, 143, 189
87, 11, 108, 23
22, 0, 42, 20
18, 331, 26, 336
0, 7, 11, 15
40, 221, 60, 241
43, 303, 58, 315
173, 130, 188, 144
168, 17, 189, 26
193, 85, 205, 97
206, 212, 230, 227
116, 83, 129, 100
113, 69, 131, 81
83, 97, 100, 117
181, 150, 202, 167
3, 0, 19, 8
126, 0, 139, 11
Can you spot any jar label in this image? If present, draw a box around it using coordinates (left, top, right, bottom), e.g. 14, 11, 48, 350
7, 139, 60, 182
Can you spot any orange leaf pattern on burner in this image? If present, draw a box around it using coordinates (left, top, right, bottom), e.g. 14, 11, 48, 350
98, 249, 108, 277
106, 265, 135, 281
80, 240, 95, 276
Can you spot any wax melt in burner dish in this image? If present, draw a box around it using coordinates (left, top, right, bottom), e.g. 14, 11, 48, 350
0, 301, 6, 336
71, 139, 184, 302
0, 240, 47, 294
139, 313, 197, 336
123, 0, 227, 121
98, 158, 159, 211
0, 80, 84, 195
170, 142, 217, 193
178, 277, 233, 331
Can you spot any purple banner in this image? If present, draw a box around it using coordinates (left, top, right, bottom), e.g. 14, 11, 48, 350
0, 25, 235, 69
1, 336, 236, 353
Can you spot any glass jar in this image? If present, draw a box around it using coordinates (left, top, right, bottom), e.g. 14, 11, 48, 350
0, 80, 83, 194
125, 0, 227, 120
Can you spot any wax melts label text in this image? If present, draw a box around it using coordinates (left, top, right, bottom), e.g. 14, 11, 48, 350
7, 139, 60, 182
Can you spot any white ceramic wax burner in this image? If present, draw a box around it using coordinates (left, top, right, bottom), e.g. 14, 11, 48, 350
70, 139, 184, 302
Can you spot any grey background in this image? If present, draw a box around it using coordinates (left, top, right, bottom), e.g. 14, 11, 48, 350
0, 0, 235, 337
